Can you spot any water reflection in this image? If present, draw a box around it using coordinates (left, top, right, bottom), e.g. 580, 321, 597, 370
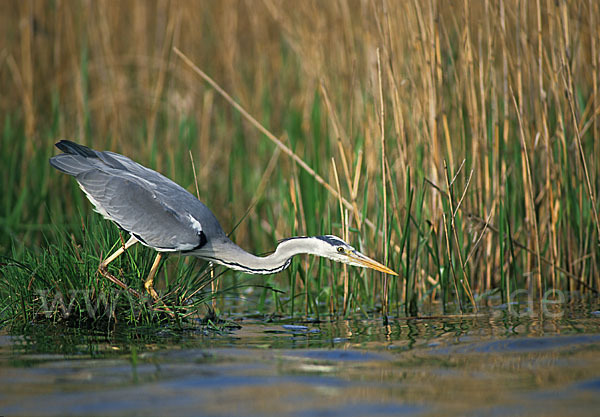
0, 303, 599, 416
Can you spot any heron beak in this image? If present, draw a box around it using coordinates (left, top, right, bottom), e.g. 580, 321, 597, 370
346, 250, 398, 276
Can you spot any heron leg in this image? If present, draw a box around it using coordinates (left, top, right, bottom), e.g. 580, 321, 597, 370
144, 252, 162, 301
97, 236, 141, 298
99, 235, 138, 270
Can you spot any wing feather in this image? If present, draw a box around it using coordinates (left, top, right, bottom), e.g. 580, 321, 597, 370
76, 170, 204, 251
50, 140, 226, 251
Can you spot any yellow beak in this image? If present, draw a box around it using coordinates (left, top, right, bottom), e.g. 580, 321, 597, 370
346, 250, 398, 276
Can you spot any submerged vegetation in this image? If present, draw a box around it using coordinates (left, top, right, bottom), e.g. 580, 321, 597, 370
1, 1, 599, 327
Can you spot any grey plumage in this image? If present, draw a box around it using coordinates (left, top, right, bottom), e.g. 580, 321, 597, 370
50, 140, 223, 252
50, 140, 396, 297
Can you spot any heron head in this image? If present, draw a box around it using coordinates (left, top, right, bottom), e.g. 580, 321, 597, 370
313, 235, 398, 276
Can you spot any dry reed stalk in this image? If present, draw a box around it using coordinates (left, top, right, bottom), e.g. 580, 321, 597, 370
331, 158, 349, 315
18, 0, 35, 146
592, 4, 600, 254
381, 4, 409, 182
375, 47, 390, 316
147, 7, 179, 153
591, 0, 600, 134
292, 168, 309, 254
288, 143, 309, 294
443, 160, 477, 310
352, 151, 363, 205
478, 5, 491, 291
468, 213, 598, 293
319, 81, 362, 228
173, 47, 383, 234
537, 0, 558, 290
198, 90, 215, 179
562, 59, 600, 249
441, 209, 462, 311
499, 0, 509, 215
511, 89, 543, 300
556, 2, 600, 289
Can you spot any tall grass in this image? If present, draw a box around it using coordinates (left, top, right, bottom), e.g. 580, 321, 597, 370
1, 1, 598, 325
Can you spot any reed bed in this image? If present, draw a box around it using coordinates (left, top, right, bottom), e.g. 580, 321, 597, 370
1, 1, 598, 325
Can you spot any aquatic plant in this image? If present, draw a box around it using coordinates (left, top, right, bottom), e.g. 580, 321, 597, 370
1, 1, 598, 326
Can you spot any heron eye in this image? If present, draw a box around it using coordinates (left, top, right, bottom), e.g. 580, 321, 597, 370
337, 247, 345, 254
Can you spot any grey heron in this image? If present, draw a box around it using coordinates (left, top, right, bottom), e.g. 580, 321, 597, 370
50, 140, 397, 300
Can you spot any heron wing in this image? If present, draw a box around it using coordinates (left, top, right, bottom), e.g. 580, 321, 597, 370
76, 169, 205, 251
99, 151, 182, 191
50, 143, 183, 194
50, 140, 226, 249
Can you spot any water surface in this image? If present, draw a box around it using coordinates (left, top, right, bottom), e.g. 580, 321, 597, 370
1, 303, 599, 417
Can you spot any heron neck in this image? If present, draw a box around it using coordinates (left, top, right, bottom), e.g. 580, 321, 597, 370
199, 236, 317, 275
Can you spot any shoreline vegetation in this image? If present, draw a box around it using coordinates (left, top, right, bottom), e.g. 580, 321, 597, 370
1, 1, 599, 327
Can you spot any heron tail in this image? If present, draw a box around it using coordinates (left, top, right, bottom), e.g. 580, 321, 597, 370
55, 140, 97, 158
49, 140, 102, 176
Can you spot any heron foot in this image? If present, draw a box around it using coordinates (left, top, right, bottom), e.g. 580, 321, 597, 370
143, 278, 175, 318
143, 257, 175, 318
144, 278, 160, 302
